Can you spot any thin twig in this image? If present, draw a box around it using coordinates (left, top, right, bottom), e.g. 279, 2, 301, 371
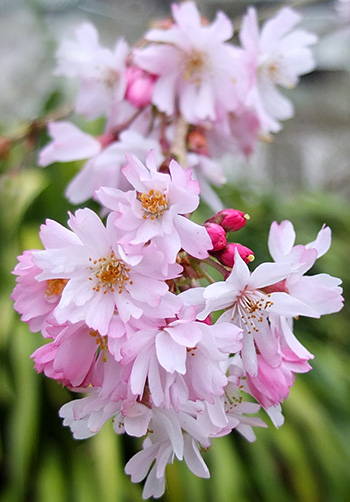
201, 257, 231, 280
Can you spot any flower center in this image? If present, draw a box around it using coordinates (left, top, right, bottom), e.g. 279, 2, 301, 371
139, 189, 168, 220
232, 291, 273, 335
259, 58, 288, 86
45, 279, 68, 297
183, 49, 208, 82
89, 252, 132, 294
104, 69, 120, 92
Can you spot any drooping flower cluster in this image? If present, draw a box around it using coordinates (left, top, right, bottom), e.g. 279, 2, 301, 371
39, 1, 318, 211
12, 2, 344, 499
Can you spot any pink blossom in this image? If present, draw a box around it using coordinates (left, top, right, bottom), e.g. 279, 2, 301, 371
246, 348, 312, 409
9, 3, 344, 497
134, 1, 248, 123
125, 405, 211, 499
267, 221, 344, 315
55, 22, 129, 119
121, 305, 241, 409
59, 390, 123, 439
31, 321, 103, 387
11, 250, 67, 336
97, 151, 212, 263
206, 107, 261, 159
199, 250, 319, 376
32, 208, 181, 335
240, 7, 317, 133
60, 391, 211, 499
223, 358, 267, 441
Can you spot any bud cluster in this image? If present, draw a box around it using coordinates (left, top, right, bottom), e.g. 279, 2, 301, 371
205, 209, 254, 268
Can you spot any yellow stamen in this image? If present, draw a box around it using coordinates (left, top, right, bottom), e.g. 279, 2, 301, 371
139, 189, 168, 220
183, 49, 208, 81
89, 253, 131, 294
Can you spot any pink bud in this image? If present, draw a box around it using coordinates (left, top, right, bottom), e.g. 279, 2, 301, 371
206, 209, 249, 232
214, 243, 254, 268
205, 222, 226, 251
126, 66, 156, 108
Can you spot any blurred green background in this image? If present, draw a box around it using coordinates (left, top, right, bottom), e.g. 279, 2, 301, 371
1, 1, 350, 501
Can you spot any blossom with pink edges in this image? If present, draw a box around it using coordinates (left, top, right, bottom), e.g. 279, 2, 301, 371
32, 208, 181, 335
97, 151, 213, 264
55, 22, 128, 119
240, 6, 317, 133
134, 1, 248, 123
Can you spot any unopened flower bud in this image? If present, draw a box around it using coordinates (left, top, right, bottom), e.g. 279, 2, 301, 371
205, 222, 226, 251
215, 243, 254, 268
126, 66, 156, 108
206, 209, 249, 232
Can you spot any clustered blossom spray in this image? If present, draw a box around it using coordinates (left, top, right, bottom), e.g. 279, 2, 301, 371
12, 2, 343, 499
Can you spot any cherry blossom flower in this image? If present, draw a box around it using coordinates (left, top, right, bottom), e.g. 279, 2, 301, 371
267, 221, 344, 315
134, 1, 248, 123
198, 250, 319, 376
31, 321, 105, 387
55, 22, 128, 119
11, 250, 67, 336
125, 404, 211, 499
240, 6, 317, 133
97, 151, 212, 264
121, 305, 242, 409
32, 208, 181, 335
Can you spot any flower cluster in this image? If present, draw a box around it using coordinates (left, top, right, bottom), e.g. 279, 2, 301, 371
11, 2, 343, 499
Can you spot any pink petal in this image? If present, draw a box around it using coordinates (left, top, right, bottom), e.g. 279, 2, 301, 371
156, 331, 187, 374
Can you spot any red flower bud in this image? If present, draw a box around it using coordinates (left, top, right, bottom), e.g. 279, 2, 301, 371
205, 222, 227, 251
215, 243, 254, 268
205, 209, 249, 232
